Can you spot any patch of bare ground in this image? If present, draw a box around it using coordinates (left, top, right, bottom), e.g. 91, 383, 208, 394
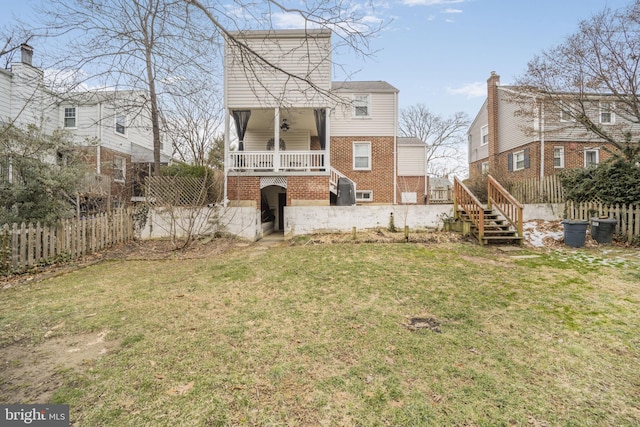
290, 229, 467, 245
0, 329, 117, 403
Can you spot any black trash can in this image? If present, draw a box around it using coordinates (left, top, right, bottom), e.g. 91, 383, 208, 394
590, 217, 617, 245
562, 220, 589, 248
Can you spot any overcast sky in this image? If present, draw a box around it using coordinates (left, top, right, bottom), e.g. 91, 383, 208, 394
1, 0, 633, 122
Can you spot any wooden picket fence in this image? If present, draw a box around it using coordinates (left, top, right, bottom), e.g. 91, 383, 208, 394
566, 201, 640, 243
1, 208, 133, 275
508, 175, 565, 204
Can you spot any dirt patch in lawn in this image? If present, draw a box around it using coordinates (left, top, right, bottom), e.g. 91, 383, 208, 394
0, 329, 118, 403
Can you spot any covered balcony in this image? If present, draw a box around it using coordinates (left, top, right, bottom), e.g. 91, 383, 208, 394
227, 107, 329, 175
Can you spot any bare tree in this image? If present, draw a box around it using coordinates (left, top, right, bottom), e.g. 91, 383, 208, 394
515, 1, 640, 163
163, 84, 224, 167
36, 0, 218, 176
399, 104, 469, 176
32, 0, 383, 177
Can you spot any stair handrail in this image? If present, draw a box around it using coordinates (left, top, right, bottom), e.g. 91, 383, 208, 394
453, 176, 484, 240
329, 167, 356, 196
487, 175, 524, 238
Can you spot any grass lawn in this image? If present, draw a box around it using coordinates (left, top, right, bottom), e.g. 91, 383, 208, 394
1, 239, 639, 426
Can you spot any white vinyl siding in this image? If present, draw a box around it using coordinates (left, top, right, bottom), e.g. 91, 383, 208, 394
331, 92, 396, 136
398, 145, 425, 176
0, 71, 12, 121
241, 129, 310, 151
497, 88, 532, 153
467, 99, 489, 163
225, 31, 332, 108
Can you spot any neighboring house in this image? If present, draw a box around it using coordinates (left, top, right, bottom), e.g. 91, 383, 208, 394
223, 29, 418, 230
467, 71, 623, 182
0, 44, 171, 210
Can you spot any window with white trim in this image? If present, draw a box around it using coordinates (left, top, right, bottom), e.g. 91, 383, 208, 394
599, 102, 615, 124
353, 94, 370, 118
113, 156, 126, 182
353, 141, 371, 170
513, 150, 526, 171
553, 146, 565, 168
356, 190, 373, 202
480, 125, 489, 146
64, 107, 77, 128
481, 162, 489, 174
560, 106, 575, 122
115, 114, 127, 135
585, 149, 599, 167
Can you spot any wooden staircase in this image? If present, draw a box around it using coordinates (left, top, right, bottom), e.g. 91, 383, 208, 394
453, 175, 524, 245
457, 208, 523, 245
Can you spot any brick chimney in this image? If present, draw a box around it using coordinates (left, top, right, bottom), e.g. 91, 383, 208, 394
487, 71, 500, 173
20, 44, 33, 66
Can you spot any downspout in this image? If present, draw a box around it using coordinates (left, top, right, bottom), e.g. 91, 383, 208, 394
97, 102, 102, 174
224, 109, 230, 207
539, 100, 546, 203
393, 90, 398, 205
223, 38, 229, 207
539, 100, 545, 180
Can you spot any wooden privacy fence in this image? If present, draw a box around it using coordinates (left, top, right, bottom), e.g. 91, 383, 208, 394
566, 201, 640, 243
508, 175, 565, 204
1, 208, 133, 274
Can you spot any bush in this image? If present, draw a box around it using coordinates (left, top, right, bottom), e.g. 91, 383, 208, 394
560, 157, 640, 204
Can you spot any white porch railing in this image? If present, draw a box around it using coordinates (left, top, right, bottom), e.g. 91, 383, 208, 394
229, 150, 326, 172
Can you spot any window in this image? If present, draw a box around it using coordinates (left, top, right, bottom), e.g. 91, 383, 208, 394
480, 125, 489, 146
353, 94, 370, 118
353, 142, 371, 170
585, 149, 599, 167
356, 190, 373, 202
64, 107, 76, 128
115, 114, 126, 135
508, 148, 530, 172
481, 162, 489, 174
560, 106, 575, 122
113, 156, 126, 182
599, 102, 614, 124
0, 157, 13, 184
554, 147, 565, 168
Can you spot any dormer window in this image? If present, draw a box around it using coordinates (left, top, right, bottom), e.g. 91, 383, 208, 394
353, 94, 370, 118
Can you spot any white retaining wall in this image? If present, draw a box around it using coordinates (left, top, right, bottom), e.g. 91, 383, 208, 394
140, 203, 566, 242
140, 206, 261, 241
284, 205, 454, 238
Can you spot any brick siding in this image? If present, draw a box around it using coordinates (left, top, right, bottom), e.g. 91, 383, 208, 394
330, 136, 395, 204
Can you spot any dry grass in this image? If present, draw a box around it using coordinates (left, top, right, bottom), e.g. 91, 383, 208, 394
1, 237, 639, 426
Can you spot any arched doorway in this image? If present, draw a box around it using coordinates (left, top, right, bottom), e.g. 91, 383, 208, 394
260, 177, 287, 231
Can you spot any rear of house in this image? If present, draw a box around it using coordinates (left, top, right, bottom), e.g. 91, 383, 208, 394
223, 29, 406, 232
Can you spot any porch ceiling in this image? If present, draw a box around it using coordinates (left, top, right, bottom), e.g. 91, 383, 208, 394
246, 108, 318, 136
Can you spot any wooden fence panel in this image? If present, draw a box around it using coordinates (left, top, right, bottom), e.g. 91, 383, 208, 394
0, 208, 134, 274
566, 201, 640, 243
509, 175, 565, 204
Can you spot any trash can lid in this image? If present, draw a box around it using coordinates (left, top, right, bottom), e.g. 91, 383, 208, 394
562, 219, 589, 224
